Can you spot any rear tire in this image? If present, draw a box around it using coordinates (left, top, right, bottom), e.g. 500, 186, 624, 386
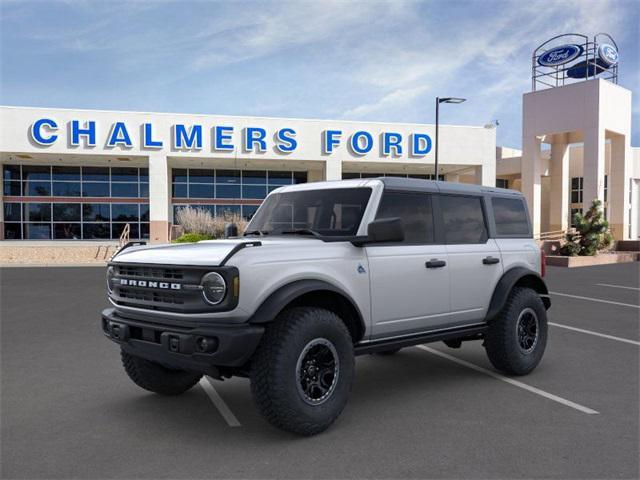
121, 349, 202, 395
484, 287, 548, 376
250, 307, 354, 436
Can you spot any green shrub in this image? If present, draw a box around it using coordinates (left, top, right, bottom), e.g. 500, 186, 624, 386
559, 199, 613, 256
173, 232, 214, 243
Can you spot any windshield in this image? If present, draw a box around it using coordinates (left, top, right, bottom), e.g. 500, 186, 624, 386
245, 187, 372, 237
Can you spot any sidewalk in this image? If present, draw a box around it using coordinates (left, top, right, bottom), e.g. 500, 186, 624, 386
0, 241, 117, 265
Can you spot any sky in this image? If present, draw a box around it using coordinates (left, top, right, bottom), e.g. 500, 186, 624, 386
1, 0, 638, 149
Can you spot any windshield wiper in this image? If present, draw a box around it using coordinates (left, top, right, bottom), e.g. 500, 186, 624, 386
244, 229, 268, 236
280, 228, 323, 239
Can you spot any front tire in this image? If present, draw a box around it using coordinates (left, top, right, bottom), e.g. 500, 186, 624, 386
484, 287, 548, 376
250, 307, 355, 436
121, 349, 202, 395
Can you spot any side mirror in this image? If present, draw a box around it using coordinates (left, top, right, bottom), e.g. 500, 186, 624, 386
353, 217, 404, 246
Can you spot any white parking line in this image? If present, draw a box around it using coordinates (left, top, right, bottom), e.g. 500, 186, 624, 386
199, 376, 241, 427
549, 322, 640, 346
550, 291, 640, 309
416, 345, 599, 415
596, 283, 640, 292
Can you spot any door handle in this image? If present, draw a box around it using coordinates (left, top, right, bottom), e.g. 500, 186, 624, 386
482, 256, 500, 265
426, 259, 446, 268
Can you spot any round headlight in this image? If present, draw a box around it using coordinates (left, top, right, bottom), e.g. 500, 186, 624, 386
106, 266, 115, 294
201, 272, 227, 305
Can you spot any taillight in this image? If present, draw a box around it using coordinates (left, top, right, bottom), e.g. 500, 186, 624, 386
540, 249, 546, 277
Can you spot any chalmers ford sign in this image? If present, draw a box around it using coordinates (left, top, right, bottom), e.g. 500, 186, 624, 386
29, 118, 434, 157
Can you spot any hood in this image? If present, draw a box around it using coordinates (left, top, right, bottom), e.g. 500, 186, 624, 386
111, 237, 323, 266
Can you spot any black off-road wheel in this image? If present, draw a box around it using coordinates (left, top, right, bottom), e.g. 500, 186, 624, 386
249, 307, 355, 436
121, 349, 202, 395
484, 287, 548, 376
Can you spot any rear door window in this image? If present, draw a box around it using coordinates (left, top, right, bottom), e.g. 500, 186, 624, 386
375, 191, 434, 243
492, 197, 530, 236
439, 195, 487, 244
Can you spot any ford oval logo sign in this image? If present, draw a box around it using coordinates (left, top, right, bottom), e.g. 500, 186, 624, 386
538, 44, 583, 67
598, 44, 618, 66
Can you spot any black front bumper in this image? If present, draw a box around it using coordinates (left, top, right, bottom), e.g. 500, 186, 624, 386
101, 308, 264, 373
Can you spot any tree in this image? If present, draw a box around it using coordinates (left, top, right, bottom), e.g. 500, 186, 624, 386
560, 199, 613, 256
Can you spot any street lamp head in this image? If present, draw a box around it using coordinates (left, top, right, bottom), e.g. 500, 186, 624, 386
438, 97, 466, 104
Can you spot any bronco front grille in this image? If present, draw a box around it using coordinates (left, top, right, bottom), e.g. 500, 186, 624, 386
118, 287, 185, 305
109, 262, 239, 314
110, 263, 205, 313
115, 265, 184, 280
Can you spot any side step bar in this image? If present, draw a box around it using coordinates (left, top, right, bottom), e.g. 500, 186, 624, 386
354, 323, 487, 356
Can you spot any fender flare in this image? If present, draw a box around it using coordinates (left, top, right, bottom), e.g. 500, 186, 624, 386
485, 267, 550, 321
248, 279, 365, 334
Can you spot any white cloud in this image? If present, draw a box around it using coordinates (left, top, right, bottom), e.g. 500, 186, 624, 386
338, 0, 629, 121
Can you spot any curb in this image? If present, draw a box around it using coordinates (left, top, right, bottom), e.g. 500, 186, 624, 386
0, 263, 107, 268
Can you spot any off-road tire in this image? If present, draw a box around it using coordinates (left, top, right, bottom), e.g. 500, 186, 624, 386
250, 307, 355, 436
484, 287, 548, 376
121, 349, 202, 395
375, 348, 401, 356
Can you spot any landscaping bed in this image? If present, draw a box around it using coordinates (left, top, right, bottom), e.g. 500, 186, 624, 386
546, 252, 639, 268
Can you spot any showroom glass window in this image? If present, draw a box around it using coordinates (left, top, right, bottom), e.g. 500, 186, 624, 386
2, 164, 149, 240
171, 168, 307, 221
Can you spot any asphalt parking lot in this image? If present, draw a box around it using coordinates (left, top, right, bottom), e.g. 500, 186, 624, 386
1, 263, 638, 479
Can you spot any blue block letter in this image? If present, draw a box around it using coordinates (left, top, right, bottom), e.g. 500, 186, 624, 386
383, 132, 403, 156
174, 124, 203, 150
244, 127, 267, 152
143, 123, 163, 148
275, 128, 297, 153
323, 130, 342, 154
350, 131, 373, 155
71, 120, 96, 146
411, 133, 432, 156
214, 126, 234, 151
30, 118, 58, 145
107, 122, 133, 148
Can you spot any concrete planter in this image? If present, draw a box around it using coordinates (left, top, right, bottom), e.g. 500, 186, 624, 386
546, 252, 639, 268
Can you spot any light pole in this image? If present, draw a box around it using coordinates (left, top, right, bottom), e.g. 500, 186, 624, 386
435, 97, 466, 180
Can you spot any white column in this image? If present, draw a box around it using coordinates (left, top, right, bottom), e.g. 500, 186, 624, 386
582, 126, 606, 211
609, 134, 631, 240
324, 158, 342, 181
522, 135, 543, 236
549, 135, 570, 232
474, 162, 496, 187
148, 153, 170, 244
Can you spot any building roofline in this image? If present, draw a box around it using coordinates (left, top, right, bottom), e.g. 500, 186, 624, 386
0, 105, 489, 130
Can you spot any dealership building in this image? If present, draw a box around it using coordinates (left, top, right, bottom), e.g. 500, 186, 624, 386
1, 34, 638, 244
0, 107, 497, 243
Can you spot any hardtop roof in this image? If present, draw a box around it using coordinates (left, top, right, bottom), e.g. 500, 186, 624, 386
274, 177, 523, 197
379, 176, 523, 197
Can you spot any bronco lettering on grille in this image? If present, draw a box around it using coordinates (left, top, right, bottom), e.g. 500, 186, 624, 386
119, 279, 181, 290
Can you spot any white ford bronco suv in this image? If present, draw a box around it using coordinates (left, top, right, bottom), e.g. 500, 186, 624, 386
102, 178, 550, 435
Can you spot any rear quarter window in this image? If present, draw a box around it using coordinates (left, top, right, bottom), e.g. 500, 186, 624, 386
440, 195, 488, 244
492, 197, 530, 236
